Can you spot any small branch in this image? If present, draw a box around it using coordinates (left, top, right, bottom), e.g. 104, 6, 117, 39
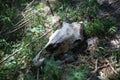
46, 0, 54, 16
6, 19, 29, 34
87, 59, 118, 80
4, 0, 36, 35
87, 59, 98, 80
14, 18, 25, 27
37, 68, 40, 80
27, 29, 53, 46
0, 48, 22, 64
26, 0, 36, 9
107, 59, 118, 74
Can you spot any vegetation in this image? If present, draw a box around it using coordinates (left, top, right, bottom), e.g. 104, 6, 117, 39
0, 0, 120, 80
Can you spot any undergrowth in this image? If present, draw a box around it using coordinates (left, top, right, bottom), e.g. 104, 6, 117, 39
65, 65, 89, 80
40, 57, 89, 80
53, 0, 116, 36
41, 57, 62, 80
0, 0, 119, 80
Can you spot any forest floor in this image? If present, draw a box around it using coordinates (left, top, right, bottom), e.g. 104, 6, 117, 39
0, 0, 120, 80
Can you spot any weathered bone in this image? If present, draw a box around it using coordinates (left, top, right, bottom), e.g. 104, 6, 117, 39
33, 22, 84, 66
45, 22, 84, 55
46, 22, 84, 46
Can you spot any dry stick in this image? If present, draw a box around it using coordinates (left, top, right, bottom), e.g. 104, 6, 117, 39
5, 0, 53, 35
1, 0, 57, 63
14, 13, 31, 27
1, 16, 58, 64
46, 0, 54, 16
95, 59, 98, 72
3, 19, 29, 35
106, 59, 118, 75
37, 68, 40, 80
0, 7, 29, 35
88, 64, 110, 80
0, 29, 53, 64
87, 59, 118, 80
14, 18, 25, 27
3, 21, 28, 35
6, 19, 29, 34
0, 48, 22, 64
87, 59, 98, 80
25, 0, 35, 9
0, 1, 41, 63
2, 13, 30, 35
7, 10, 38, 34
5, 0, 35, 35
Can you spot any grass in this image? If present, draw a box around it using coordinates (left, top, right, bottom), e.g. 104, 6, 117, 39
0, 0, 120, 80
53, 0, 116, 36
66, 65, 90, 80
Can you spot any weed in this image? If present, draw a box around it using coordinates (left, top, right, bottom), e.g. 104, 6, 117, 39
41, 57, 62, 80
66, 65, 90, 80
108, 26, 117, 35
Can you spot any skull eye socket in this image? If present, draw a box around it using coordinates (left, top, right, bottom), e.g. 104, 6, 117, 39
86, 50, 90, 53
45, 43, 62, 52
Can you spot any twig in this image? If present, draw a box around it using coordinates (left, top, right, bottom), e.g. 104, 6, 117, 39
27, 29, 53, 46
0, 29, 53, 64
37, 68, 40, 80
87, 60, 109, 80
4, 0, 35, 35
87, 58, 118, 80
95, 59, 98, 72
46, 0, 54, 16
5, 8, 39, 35
87, 59, 98, 80
26, 0, 36, 9
106, 59, 118, 74
14, 13, 31, 27
0, 48, 23, 64
6, 19, 29, 34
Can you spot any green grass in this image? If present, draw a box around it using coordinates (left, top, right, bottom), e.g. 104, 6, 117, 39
66, 65, 90, 80
0, 0, 119, 80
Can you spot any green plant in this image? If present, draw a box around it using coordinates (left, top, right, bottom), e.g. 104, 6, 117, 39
0, 1, 48, 80
40, 57, 90, 80
108, 26, 117, 35
0, 0, 29, 40
0, 0, 119, 80
111, 49, 120, 64
41, 57, 62, 80
53, 0, 98, 22
54, 0, 116, 36
84, 17, 104, 36
66, 65, 90, 80
77, 0, 99, 19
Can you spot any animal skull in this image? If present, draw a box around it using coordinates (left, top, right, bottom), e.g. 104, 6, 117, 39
33, 22, 84, 66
